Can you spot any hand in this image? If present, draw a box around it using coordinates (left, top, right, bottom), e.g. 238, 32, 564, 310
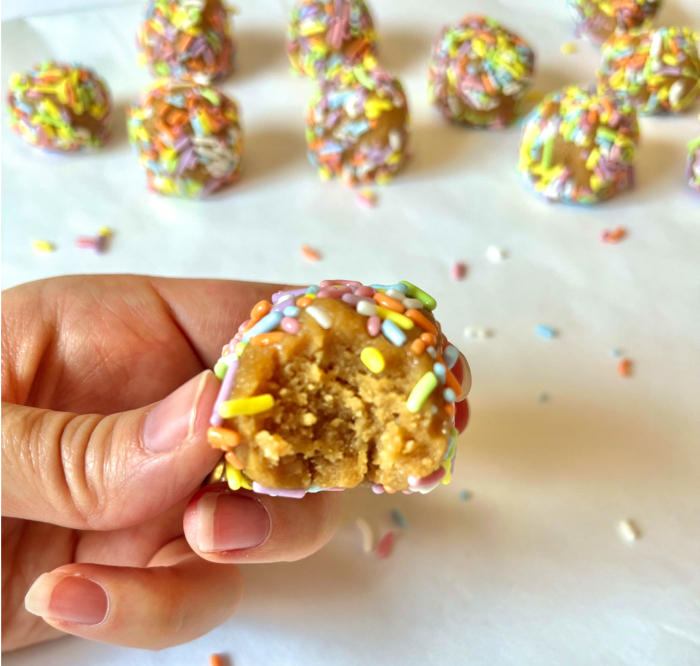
1, 275, 342, 652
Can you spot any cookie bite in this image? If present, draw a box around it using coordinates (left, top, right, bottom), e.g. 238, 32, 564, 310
137, 0, 234, 82
427, 15, 535, 129
597, 26, 700, 115
567, 0, 662, 45
7, 61, 111, 151
286, 0, 377, 78
306, 56, 409, 185
207, 280, 471, 497
127, 79, 243, 198
518, 85, 639, 204
688, 137, 700, 194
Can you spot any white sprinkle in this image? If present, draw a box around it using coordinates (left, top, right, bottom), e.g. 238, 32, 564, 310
402, 297, 423, 310
486, 246, 508, 262
356, 300, 377, 317
356, 518, 374, 553
464, 326, 494, 339
306, 306, 331, 329
385, 289, 406, 302
618, 519, 641, 543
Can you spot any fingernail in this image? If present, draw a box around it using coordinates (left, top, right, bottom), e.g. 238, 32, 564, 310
144, 370, 217, 453
196, 492, 271, 553
25, 573, 108, 625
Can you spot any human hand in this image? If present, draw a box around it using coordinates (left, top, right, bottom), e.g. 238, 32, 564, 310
1, 275, 343, 652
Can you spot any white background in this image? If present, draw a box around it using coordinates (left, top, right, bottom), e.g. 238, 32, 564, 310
3, 0, 700, 664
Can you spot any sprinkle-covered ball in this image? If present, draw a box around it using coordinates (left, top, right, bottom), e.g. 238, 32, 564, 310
518, 85, 639, 204
427, 15, 535, 129
286, 0, 377, 78
688, 137, 700, 194
567, 0, 662, 45
137, 0, 234, 82
206, 280, 471, 496
7, 61, 111, 151
127, 79, 243, 198
306, 56, 409, 186
597, 26, 700, 115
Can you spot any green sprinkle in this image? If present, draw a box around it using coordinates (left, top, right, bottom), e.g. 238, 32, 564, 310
406, 371, 438, 413
200, 87, 221, 106
400, 281, 437, 311
214, 361, 229, 380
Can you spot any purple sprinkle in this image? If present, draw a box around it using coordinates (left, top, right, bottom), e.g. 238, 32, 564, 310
210, 358, 239, 427
252, 482, 307, 499
272, 287, 307, 303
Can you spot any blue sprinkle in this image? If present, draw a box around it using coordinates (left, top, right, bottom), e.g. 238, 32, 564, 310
538, 392, 549, 403
242, 311, 283, 343
535, 325, 557, 339
443, 345, 459, 370
381, 319, 406, 346
433, 362, 447, 385
611, 349, 622, 358
443, 388, 456, 403
391, 508, 408, 529
426, 346, 437, 359
459, 490, 471, 501
283, 306, 301, 317
370, 283, 409, 294
306, 285, 319, 295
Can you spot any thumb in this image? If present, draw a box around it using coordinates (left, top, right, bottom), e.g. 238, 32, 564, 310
1, 370, 221, 531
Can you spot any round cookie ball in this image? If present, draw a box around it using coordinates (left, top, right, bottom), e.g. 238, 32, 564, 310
687, 137, 700, 194
597, 26, 700, 115
137, 0, 234, 82
306, 56, 409, 186
427, 15, 535, 129
7, 61, 111, 151
127, 79, 243, 198
518, 85, 639, 204
567, 0, 662, 45
206, 280, 470, 496
286, 0, 377, 78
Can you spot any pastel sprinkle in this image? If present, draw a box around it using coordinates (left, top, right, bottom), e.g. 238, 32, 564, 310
618, 519, 641, 543
538, 392, 549, 403
361, 347, 385, 373
443, 345, 459, 369
281, 316, 300, 334
210, 654, 224, 666
443, 388, 456, 403
242, 312, 284, 343
451, 261, 467, 281
376, 531, 395, 559
390, 508, 408, 529
356, 517, 374, 553
433, 362, 447, 385
464, 326, 493, 339
219, 394, 275, 418
400, 281, 437, 311
601, 226, 627, 243
486, 246, 507, 262
306, 305, 332, 329
31, 239, 55, 253
406, 371, 438, 413
611, 349, 623, 358
535, 325, 557, 339
617, 358, 632, 377
301, 244, 322, 261
381, 319, 407, 346
357, 300, 378, 317
356, 189, 377, 208
367, 315, 381, 337
560, 42, 577, 54
283, 306, 301, 317
459, 490, 471, 501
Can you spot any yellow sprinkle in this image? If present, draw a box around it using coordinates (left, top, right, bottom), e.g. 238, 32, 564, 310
440, 459, 452, 485
360, 347, 385, 374
375, 306, 414, 330
560, 42, 577, 55
219, 394, 275, 418
226, 464, 252, 491
32, 239, 55, 253
98, 226, 112, 237
406, 371, 438, 413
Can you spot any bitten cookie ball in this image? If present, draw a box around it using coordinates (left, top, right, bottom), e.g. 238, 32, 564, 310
137, 0, 234, 82
7, 61, 111, 151
597, 26, 700, 115
688, 137, 700, 194
306, 56, 409, 186
518, 85, 639, 204
567, 0, 662, 45
427, 15, 535, 129
127, 79, 243, 198
286, 0, 377, 78
207, 280, 471, 497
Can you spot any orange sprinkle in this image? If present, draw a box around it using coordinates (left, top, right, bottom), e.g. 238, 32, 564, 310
444, 403, 455, 416
410, 338, 426, 355
301, 244, 321, 262
373, 292, 405, 313
225, 451, 245, 470
420, 332, 437, 346
618, 358, 632, 377
296, 296, 313, 308
210, 656, 223, 666
384, 486, 397, 494
250, 300, 271, 322
405, 309, 437, 336
207, 427, 241, 451
249, 332, 285, 347
482, 73, 495, 95
444, 367, 463, 400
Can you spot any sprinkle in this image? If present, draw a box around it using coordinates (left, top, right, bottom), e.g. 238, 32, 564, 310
617, 358, 632, 377
404, 309, 436, 336
301, 244, 322, 261
443, 388, 456, 403
361, 347, 385, 373
219, 394, 275, 417
381, 319, 406, 346
459, 490, 471, 501
356, 518, 374, 553
31, 239, 55, 253
242, 312, 283, 343
410, 339, 426, 355
443, 345, 459, 370
283, 306, 301, 317
376, 531, 395, 559
357, 300, 378, 317
560, 42, 577, 55
464, 326, 493, 339
451, 261, 467, 281
406, 371, 438, 413
207, 426, 240, 450
400, 281, 437, 311
210, 654, 224, 666
535, 325, 557, 339
618, 519, 641, 543
601, 227, 627, 243
306, 305, 332, 329
355, 189, 377, 208
390, 508, 408, 529
377, 308, 414, 330
433, 362, 447, 384
538, 392, 549, 403
486, 246, 507, 262
281, 317, 300, 334
367, 315, 381, 337
611, 349, 623, 358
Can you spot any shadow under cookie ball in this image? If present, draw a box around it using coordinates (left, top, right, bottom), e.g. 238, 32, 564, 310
127, 79, 243, 198
137, 0, 235, 82
7, 61, 111, 151
597, 26, 700, 115
518, 85, 639, 204
427, 15, 535, 130
286, 0, 378, 78
306, 55, 409, 186
567, 0, 662, 45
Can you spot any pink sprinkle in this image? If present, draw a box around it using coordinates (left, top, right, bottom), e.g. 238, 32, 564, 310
355, 189, 377, 209
355, 285, 376, 298
377, 532, 395, 559
75, 237, 97, 249
451, 261, 467, 281
600, 227, 627, 243
367, 315, 381, 337
281, 317, 300, 334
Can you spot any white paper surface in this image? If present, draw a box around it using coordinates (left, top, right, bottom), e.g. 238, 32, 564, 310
2, 1, 700, 664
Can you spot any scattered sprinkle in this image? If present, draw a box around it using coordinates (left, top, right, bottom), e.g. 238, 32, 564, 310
390, 508, 408, 529
535, 325, 557, 339
486, 246, 508, 262
31, 239, 55, 253
355, 188, 377, 209
376, 531, 395, 559
601, 226, 627, 243
618, 519, 641, 543
459, 489, 471, 501
210, 655, 224, 666
611, 349, 623, 358
301, 244, 322, 262
451, 261, 467, 281
560, 41, 578, 55
617, 358, 632, 377
538, 392, 549, 403
464, 326, 493, 339
356, 517, 374, 553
